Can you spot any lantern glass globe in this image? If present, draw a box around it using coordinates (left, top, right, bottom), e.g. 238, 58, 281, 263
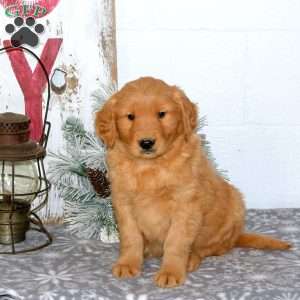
0, 160, 39, 204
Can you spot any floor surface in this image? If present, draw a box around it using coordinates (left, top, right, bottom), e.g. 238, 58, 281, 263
0, 209, 300, 300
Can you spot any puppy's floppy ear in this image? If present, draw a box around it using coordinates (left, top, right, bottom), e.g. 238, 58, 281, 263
95, 97, 117, 148
173, 87, 198, 141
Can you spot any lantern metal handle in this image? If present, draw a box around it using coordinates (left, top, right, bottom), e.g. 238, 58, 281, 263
0, 45, 53, 254
0, 45, 51, 147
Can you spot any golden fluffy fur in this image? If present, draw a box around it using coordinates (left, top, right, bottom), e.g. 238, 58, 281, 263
95, 77, 290, 288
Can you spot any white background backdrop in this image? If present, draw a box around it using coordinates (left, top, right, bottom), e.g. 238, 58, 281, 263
115, 0, 300, 208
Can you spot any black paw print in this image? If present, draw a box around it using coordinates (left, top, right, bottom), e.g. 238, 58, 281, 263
5, 17, 45, 48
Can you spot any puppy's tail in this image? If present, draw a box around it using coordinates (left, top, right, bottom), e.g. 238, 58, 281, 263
236, 233, 291, 250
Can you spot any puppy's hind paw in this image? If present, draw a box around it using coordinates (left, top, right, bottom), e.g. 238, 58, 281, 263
112, 263, 141, 279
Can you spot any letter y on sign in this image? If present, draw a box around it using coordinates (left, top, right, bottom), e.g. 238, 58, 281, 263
3, 38, 62, 141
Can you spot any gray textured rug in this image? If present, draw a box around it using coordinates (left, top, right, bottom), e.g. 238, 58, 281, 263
0, 209, 300, 300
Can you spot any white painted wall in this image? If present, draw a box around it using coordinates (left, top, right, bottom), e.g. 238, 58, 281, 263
116, 0, 300, 208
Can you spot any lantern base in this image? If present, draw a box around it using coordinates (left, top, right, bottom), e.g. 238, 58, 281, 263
0, 224, 29, 245
0, 200, 30, 245
0, 212, 52, 255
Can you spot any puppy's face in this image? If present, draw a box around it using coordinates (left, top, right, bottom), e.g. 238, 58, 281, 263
114, 88, 181, 159
95, 77, 197, 159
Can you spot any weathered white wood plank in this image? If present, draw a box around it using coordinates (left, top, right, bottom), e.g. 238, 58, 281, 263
0, 0, 117, 222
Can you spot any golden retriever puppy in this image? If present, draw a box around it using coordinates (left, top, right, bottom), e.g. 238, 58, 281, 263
95, 77, 290, 288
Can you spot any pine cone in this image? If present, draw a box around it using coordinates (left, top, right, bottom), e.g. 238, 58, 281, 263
86, 168, 111, 198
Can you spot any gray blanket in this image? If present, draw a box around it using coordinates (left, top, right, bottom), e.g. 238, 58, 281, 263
0, 209, 300, 300
0, 289, 23, 300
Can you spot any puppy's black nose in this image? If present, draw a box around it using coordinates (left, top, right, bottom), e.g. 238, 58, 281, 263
139, 139, 155, 150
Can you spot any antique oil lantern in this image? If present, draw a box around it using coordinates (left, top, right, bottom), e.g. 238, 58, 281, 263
0, 46, 52, 254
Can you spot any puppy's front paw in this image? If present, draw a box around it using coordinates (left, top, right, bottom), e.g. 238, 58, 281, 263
112, 262, 141, 279
154, 268, 186, 288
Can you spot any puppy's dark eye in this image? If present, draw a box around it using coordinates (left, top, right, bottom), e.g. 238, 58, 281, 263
158, 111, 166, 119
127, 113, 135, 121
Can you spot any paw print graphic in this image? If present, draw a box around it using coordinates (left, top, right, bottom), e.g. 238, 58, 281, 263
5, 17, 45, 47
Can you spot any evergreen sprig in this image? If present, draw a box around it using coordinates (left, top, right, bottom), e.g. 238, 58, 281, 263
48, 84, 118, 241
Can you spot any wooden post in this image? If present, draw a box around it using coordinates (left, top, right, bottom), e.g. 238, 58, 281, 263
100, 0, 118, 87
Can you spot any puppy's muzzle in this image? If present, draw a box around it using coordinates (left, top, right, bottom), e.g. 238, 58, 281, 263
139, 139, 156, 152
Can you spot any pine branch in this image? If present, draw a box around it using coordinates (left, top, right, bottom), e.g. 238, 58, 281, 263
80, 134, 107, 171
64, 194, 117, 240
62, 116, 87, 147
197, 116, 230, 181
91, 82, 118, 113
48, 149, 86, 179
